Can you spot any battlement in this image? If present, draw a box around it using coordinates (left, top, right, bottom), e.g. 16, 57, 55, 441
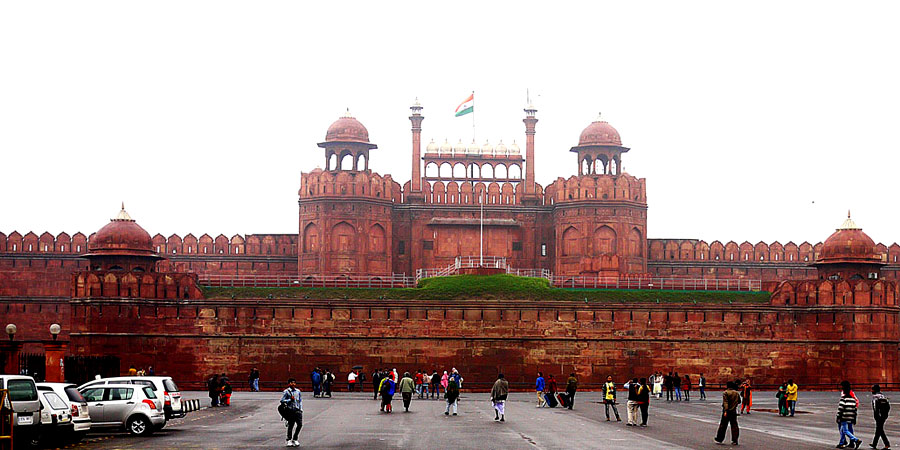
648, 238, 900, 265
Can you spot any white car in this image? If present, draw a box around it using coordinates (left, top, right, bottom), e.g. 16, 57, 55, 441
35, 382, 91, 443
78, 383, 165, 436
79, 376, 184, 421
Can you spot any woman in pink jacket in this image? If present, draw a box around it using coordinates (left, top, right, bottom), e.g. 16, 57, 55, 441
441, 371, 449, 392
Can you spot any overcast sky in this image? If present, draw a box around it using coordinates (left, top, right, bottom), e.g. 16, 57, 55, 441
1, 1, 898, 246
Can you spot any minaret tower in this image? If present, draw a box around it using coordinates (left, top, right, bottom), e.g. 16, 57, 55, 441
408, 98, 425, 202
523, 102, 539, 204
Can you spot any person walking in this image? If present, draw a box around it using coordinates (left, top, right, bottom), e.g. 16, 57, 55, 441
870, 384, 891, 450
323, 370, 334, 398
739, 379, 752, 414
786, 379, 798, 416
625, 378, 640, 426
445, 377, 460, 416
431, 370, 440, 399
547, 374, 558, 397
664, 373, 674, 402
249, 367, 260, 392
398, 372, 415, 412
279, 378, 303, 447
714, 381, 741, 445
837, 381, 862, 449
347, 370, 357, 392
566, 373, 578, 410
602, 375, 621, 422
776, 383, 788, 416
415, 370, 424, 398
673, 372, 682, 401
699, 373, 707, 400
207, 374, 220, 407
379, 373, 396, 413
491, 373, 509, 422
683, 374, 691, 402
535, 372, 547, 408
422, 371, 431, 399
653, 372, 663, 399
311, 368, 322, 398
638, 377, 651, 427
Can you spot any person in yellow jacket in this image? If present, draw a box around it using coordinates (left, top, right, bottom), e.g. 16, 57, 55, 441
785, 379, 798, 417
602, 375, 621, 421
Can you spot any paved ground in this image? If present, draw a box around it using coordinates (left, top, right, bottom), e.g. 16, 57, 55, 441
58, 390, 900, 449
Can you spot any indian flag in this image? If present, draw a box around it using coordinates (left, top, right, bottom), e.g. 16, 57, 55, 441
455, 93, 474, 117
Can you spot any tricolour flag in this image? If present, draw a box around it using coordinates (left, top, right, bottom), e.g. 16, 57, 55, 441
455, 93, 474, 117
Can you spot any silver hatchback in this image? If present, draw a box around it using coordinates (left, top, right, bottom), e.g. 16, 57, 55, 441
78, 383, 165, 436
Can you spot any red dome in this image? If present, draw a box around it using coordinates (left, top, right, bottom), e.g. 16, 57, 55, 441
578, 120, 622, 147
817, 216, 882, 264
87, 207, 156, 257
325, 114, 370, 143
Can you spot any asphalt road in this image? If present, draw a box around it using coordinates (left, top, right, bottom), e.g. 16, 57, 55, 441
58, 390, 900, 449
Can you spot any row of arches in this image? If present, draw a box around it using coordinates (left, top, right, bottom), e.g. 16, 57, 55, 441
0, 231, 88, 253
544, 174, 646, 204
579, 153, 621, 176
301, 170, 402, 201
302, 222, 387, 254
560, 226, 643, 257
424, 161, 523, 180
72, 271, 202, 299
771, 279, 897, 306
326, 151, 367, 172
151, 233, 296, 256
647, 239, 900, 264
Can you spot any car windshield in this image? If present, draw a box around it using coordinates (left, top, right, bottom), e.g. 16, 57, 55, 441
8, 379, 38, 402
64, 387, 86, 403
43, 392, 67, 410
163, 379, 179, 392
81, 389, 104, 402
142, 387, 157, 399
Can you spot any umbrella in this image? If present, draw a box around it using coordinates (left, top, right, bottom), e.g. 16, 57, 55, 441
352, 365, 364, 370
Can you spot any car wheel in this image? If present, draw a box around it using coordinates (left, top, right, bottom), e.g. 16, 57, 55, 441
127, 416, 153, 436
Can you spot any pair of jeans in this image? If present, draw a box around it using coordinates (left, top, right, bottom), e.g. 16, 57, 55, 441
700, 387, 706, 400
313, 382, 321, 397
715, 409, 739, 444
788, 400, 796, 416
604, 399, 620, 420
286, 411, 302, 440
873, 418, 890, 448
421, 384, 429, 398
250, 379, 259, 392
446, 399, 458, 414
567, 391, 576, 409
838, 421, 859, 446
675, 387, 682, 401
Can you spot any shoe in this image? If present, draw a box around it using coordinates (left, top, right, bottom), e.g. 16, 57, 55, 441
444, 411, 449, 415
868, 445, 877, 449
715, 439, 724, 445
292, 440, 300, 447
500, 416, 505, 422
606, 418, 610, 421
617, 418, 621, 422
836, 446, 846, 449
731, 442, 739, 446
452, 413, 457, 416
285, 439, 293, 447
855, 441, 863, 449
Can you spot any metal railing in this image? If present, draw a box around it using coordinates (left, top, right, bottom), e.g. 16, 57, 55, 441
547, 276, 762, 291
200, 274, 415, 288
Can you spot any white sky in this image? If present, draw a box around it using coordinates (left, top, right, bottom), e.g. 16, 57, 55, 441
1, 1, 898, 245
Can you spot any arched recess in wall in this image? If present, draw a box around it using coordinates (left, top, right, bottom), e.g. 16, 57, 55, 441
453, 163, 466, 178
593, 225, 617, 255
331, 222, 356, 253
628, 228, 643, 257
495, 164, 508, 179
368, 224, 386, 253
302, 223, 320, 253
425, 162, 438, 177
562, 226, 581, 257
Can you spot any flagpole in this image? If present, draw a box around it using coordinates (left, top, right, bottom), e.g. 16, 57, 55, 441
471, 90, 476, 143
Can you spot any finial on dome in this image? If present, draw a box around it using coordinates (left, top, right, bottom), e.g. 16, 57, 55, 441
114, 203, 133, 222
343, 108, 353, 118
596, 112, 603, 121
838, 211, 860, 230
848, 210, 851, 219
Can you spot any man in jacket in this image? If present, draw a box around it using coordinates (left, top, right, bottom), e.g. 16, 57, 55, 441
311, 368, 322, 398
714, 381, 741, 445
398, 372, 416, 412
371, 369, 382, 400
699, 373, 707, 400
566, 373, 578, 410
837, 381, 861, 448
535, 372, 546, 408
602, 375, 621, 421
280, 378, 303, 447
626, 377, 640, 426
491, 373, 509, 422
786, 379, 798, 416
249, 367, 260, 392
871, 384, 891, 449
638, 377, 651, 427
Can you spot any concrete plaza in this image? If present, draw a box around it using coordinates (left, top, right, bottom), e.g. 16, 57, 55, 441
73, 390, 897, 449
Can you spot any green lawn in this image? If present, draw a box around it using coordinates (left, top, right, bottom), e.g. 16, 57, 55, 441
202, 274, 770, 303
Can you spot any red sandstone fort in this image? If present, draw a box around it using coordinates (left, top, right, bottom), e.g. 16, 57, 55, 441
1, 102, 898, 389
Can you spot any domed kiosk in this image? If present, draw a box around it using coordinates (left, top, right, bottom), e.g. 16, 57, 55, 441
570, 114, 630, 176
813, 212, 886, 281
318, 109, 377, 172
83, 204, 163, 272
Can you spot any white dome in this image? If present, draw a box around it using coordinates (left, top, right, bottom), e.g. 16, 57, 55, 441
453, 139, 466, 155
467, 140, 479, 154
509, 140, 521, 154
495, 140, 507, 155
426, 139, 438, 153
481, 140, 493, 154
440, 139, 452, 154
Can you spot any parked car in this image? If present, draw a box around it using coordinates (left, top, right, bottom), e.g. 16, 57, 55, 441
0, 374, 42, 448
35, 382, 91, 443
77, 383, 165, 436
78, 376, 184, 421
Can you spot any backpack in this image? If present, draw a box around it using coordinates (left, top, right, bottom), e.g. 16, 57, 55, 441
277, 403, 289, 420
876, 396, 891, 417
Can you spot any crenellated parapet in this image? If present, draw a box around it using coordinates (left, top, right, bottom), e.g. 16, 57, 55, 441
299, 169, 402, 202
649, 239, 900, 265
543, 173, 647, 205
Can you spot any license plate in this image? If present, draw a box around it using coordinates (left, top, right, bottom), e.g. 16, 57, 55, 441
18, 415, 33, 425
